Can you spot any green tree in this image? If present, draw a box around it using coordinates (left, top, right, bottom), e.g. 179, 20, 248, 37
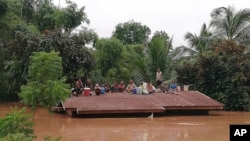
0, 107, 35, 140
124, 44, 151, 84
148, 31, 173, 80
173, 23, 215, 66
34, 0, 61, 31
0, 107, 62, 141
184, 23, 214, 55
95, 38, 123, 76
32, 0, 89, 33
210, 6, 250, 45
62, 0, 90, 34
19, 51, 70, 114
0, 0, 93, 102
71, 26, 98, 47
0, 0, 7, 16
119, 31, 174, 85
176, 40, 250, 111
112, 20, 151, 44
20, 0, 36, 21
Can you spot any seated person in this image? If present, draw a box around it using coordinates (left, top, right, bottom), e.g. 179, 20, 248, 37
118, 81, 125, 92
94, 83, 101, 95
161, 81, 169, 93
140, 82, 147, 94
146, 82, 154, 94
74, 78, 83, 95
85, 79, 93, 90
104, 82, 110, 92
71, 88, 77, 96
126, 80, 136, 93
169, 79, 178, 94
111, 82, 119, 93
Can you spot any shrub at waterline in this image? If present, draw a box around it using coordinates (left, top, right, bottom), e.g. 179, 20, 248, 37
0, 107, 62, 141
0, 107, 35, 140
19, 51, 71, 112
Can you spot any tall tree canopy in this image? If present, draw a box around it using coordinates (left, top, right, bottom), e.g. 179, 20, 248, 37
210, 6, 250, 45
0, 0, 7, 16
0, 0, 94, 101
175, 5, 250, 111
184, 23, 213, 54
95, 38, 123, 76
148, 31, 173, 80
112, 20, 151, 44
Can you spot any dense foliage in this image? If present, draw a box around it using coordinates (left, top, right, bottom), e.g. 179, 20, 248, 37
176, 46, 250, 110
0, 0, 95, 101
0, 107, 35, 140
175, 6, 250, 111
0, 0, 249, 112
19, 51, 70, 112
0, 107, 61, 141
112, 20, 151, 44
1, 1, 250, 140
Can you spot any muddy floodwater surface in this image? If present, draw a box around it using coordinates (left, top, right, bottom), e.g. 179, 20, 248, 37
1, 103, 250, 141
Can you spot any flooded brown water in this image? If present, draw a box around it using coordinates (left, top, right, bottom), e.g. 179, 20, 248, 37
1, 103, 250, 141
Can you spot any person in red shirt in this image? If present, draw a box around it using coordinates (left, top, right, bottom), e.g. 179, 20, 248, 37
118, 81, 125, 92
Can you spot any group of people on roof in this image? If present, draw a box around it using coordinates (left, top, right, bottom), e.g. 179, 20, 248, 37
71, 68, 178, 96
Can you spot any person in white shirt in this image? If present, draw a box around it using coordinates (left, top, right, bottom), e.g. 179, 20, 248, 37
156, 68, 163, 89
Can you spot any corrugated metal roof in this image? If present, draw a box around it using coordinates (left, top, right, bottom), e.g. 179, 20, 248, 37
61, 91, 223, 115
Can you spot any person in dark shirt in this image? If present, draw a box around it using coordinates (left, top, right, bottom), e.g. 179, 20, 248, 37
111, 82, 119, 93
104, 82, 110, 92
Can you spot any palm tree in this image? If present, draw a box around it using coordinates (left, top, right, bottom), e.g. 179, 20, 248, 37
185, 23, 214, 54
172, 23, 214, 65
129, 31, 173, 84
148, 31, 173, 80
210, 6, 250, 45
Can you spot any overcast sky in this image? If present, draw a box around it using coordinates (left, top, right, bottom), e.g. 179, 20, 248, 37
54, 0, 249, 47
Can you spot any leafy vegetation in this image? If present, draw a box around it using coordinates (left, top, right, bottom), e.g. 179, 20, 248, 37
19, 51, 70, 113
112, 20, 151, 44
0, 107, 61, 141
1, 1, 250, 140
0, 0, 250, 117
175, 6, 250, 111
0, 107, 35, 140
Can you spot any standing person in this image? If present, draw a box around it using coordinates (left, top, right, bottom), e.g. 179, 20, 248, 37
156, 68, 163, 89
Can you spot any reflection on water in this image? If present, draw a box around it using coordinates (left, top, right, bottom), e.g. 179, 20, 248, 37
1, 104, 250, 141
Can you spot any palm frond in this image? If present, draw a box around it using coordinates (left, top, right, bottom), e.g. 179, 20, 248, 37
210, 6, 250, 41
171, 46, 197, 60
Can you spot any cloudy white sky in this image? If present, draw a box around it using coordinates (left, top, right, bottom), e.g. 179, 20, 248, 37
54, 0, 249, 47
